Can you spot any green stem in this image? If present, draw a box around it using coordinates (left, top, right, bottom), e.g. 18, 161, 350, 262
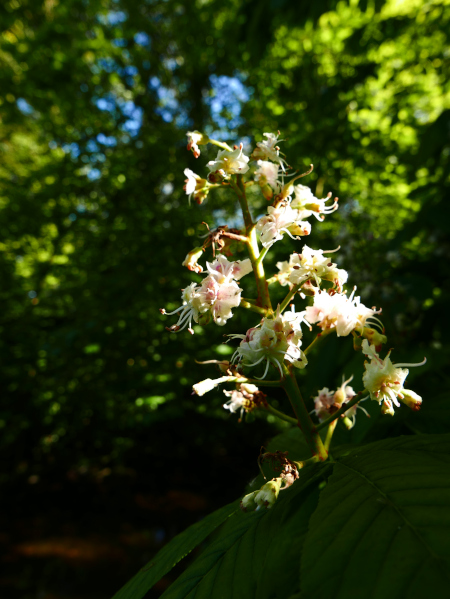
255, 246, 270, 267
240, 299, 267, 316
279, 284, 302, 313
281, 363, 328, 461
266, 276, 278, 286
315, 389, 369, 432
209, 138, 233, 152
324, 419, 338, 451
303, 330, 332, 356
264, 402, 298, 426
231, 176, 272, 311
293, 455, 320, 470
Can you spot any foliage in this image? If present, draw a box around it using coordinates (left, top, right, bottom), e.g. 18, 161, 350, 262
115, 434, 450, 598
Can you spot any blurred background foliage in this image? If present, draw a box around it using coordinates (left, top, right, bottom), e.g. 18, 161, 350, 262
0, 0, 449, 596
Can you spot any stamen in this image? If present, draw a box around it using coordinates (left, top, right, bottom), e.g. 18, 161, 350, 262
393, 357, 427, 368
255, 359, 271, 380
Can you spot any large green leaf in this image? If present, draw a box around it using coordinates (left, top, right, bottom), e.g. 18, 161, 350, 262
407, 393, 450, 434
301, 434, 450, 599
159, 464, 331, 599
112, 499, 241, 599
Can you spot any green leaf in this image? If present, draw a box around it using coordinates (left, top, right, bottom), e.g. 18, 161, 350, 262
112, 499, 241, 599
301, 434, 450, 599
160, 464, 330, 599
407, 393, 450, 434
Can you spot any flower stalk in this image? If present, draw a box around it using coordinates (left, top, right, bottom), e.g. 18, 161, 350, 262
281, 363, 328, 461
231, 175, 272, 311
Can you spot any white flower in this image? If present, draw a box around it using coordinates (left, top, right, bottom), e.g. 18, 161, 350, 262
162, 256, 251, 332
183, 169, 209, 204
256, 203, 311, 248
206, 254, 252, 283
333, 374, 357, 407
160, 282, 211, 334
305, 289, 381, 337
251, 132, 287, 171
254, 160, 281, 199
198, 274, 241, 326
223, 383, 260, 419
186, 130, 209, 158
231, 310, 308, 378
206, 144, 250, 176
291, 184, 339, 221
275, 259, 292, 287
334, 375, 369, 429
313, 375, 369, 428
313, 388, 335, 422
286, 246, 348, 291
362, 340, 425, 414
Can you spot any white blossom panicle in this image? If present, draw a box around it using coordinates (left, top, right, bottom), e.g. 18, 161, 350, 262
186, 130, 209, 158
254, 160, 282, 200
362, 340, 425, 415
206, 144, 250, 176
256, 203, 311, 248
183, 169, 210, 204
286, 246, 348, 291
251, 132, 287, 171
291, 184, 339, 221
231, 310, 308, 379
162, 255, 251, 332
305, 288, 381, 337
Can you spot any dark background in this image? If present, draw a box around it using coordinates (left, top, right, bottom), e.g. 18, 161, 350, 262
1, 0, 449, 596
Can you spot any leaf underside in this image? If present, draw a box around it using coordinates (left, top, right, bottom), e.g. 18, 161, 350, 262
301, 434, 450, 599
112, 499, 241, 599
159, 465, 329, 599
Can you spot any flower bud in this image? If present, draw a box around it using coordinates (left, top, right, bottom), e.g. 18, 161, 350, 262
192, 378, 218, 396
182, 247, 204, 273
207, 169, 227, 184
399, 389, 422, 411
186, 130, 209, 158
240, 491, 258, 512
254, 477, 283, 509
362, 327, 387, 352
184, 169, 210, 204
342, 416, 354, 430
